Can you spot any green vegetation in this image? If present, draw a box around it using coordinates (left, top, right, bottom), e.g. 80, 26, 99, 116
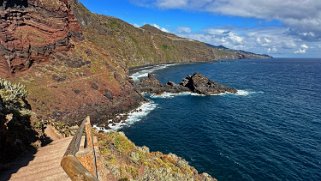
0, 79, 29, 116
161, 44, 171, 50
0, 79, 39, 163
97, 132, 214, 180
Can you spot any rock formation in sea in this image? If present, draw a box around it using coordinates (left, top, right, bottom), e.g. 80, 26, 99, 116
136, 73, 237, 95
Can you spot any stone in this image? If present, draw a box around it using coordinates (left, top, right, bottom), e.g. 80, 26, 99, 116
167, 81, 176, 86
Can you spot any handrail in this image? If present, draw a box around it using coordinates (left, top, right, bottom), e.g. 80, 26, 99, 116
61, 116, 99, 181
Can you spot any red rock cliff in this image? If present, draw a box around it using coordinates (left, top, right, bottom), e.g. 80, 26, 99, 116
0, 0, 82, 76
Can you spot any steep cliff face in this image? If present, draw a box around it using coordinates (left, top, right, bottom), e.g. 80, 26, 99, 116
0, 0, 81, 76
0, 0, 143, 125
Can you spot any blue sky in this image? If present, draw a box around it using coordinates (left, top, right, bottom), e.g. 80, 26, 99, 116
80, 0, 321, 58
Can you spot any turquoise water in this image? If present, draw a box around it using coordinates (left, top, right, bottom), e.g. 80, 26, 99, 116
123, 59, 321, 180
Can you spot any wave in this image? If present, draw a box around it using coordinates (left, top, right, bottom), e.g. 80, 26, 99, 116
148, 92, 205, 98
130, 64, 176, 81
146, 90, 262, 99
236, 90, 251, 96
93, 101, 157, 132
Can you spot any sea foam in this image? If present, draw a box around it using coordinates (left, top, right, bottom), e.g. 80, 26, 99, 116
146, 89, 261, 99
93, 101, 157, 132
149, 92, 205, 98
130, 64, 176, 81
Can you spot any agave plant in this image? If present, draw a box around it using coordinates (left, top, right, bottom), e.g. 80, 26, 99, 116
0, 79, 27, 102
0, 79, 29, 115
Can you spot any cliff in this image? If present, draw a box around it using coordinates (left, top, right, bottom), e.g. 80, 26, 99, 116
0, 0, 269, 124
0, 0, 82, 76
0, 0, 144, 125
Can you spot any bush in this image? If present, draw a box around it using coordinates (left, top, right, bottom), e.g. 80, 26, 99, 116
0, 78, 27, 100
0, 78, 28, 115
0, 79, 36, 163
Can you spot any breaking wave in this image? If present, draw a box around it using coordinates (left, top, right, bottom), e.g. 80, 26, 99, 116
145, 90, 262, 99
130, 64, 176, 81
93, 101, 157, 132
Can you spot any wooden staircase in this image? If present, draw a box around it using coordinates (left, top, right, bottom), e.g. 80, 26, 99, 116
1, 137, 72, 181
1, 117, 108, 181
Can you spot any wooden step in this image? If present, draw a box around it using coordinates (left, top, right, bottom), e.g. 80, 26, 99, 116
1, 137, 73, 181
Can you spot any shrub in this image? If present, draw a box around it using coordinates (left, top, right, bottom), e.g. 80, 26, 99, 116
0, 79, 36, 163
0, 78, 28, 114
0, 79, 27, 99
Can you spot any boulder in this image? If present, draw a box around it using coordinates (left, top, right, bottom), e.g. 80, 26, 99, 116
167, 81, 176, 87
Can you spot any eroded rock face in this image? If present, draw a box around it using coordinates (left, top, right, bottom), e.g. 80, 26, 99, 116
136, 73, 237, 95
0, 0, 82, 76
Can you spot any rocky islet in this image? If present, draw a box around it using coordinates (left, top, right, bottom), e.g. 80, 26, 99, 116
135, 73, 237, 95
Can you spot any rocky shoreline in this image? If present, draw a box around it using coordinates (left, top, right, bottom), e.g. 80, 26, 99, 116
135, 73, 237, 95
95, 71, 238, 131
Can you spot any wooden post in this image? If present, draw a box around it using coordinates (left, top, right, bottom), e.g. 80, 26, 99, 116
84, 116, 98, 178
85, 116, 93, 148
61, 116, 99, 180
61, 155, 99, 181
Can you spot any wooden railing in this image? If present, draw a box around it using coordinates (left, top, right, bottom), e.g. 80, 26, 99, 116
61, 116, 99, 181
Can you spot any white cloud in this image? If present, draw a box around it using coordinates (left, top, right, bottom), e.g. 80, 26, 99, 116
135, 0, 321, 41
151, 24, 169, 32
130, 0, 321, 57
294, 44, 309, 54
132, 23, 140, 28
268, 47, 278, 53
177, 27, 319, 57
177, 26, 192, 33
157, 0, 187, 8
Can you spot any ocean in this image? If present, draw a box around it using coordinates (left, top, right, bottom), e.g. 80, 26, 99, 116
120, 58, 320, 180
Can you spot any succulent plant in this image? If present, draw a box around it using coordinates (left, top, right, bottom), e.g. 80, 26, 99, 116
0, 78, 27, 101
0, 79, 29, 115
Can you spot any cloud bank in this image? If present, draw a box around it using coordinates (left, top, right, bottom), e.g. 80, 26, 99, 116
143, 0, 321, 41
130, 0, 321, 57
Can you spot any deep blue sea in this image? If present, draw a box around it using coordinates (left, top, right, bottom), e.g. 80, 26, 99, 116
123, 58, 321, 181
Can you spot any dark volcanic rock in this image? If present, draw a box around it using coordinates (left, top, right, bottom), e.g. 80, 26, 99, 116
185, 73, 237, 95
138, 74, 163, 94
167, 81, 176, 86
135, 73, 237, 95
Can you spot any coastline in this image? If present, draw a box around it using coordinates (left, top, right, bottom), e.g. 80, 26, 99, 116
96, 61, 257, 132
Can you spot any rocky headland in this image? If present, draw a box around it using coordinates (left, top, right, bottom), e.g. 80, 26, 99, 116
135, 73, 237, 95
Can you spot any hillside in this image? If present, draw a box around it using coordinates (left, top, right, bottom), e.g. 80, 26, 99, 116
71, 2, 270, 67
0, 0, 269, 124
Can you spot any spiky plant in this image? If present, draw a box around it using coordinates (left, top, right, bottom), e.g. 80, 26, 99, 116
0, 79, 27, 101
0, 79, 29, 115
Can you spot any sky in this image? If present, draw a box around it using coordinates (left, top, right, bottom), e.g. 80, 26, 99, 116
80, 0, 321, 58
